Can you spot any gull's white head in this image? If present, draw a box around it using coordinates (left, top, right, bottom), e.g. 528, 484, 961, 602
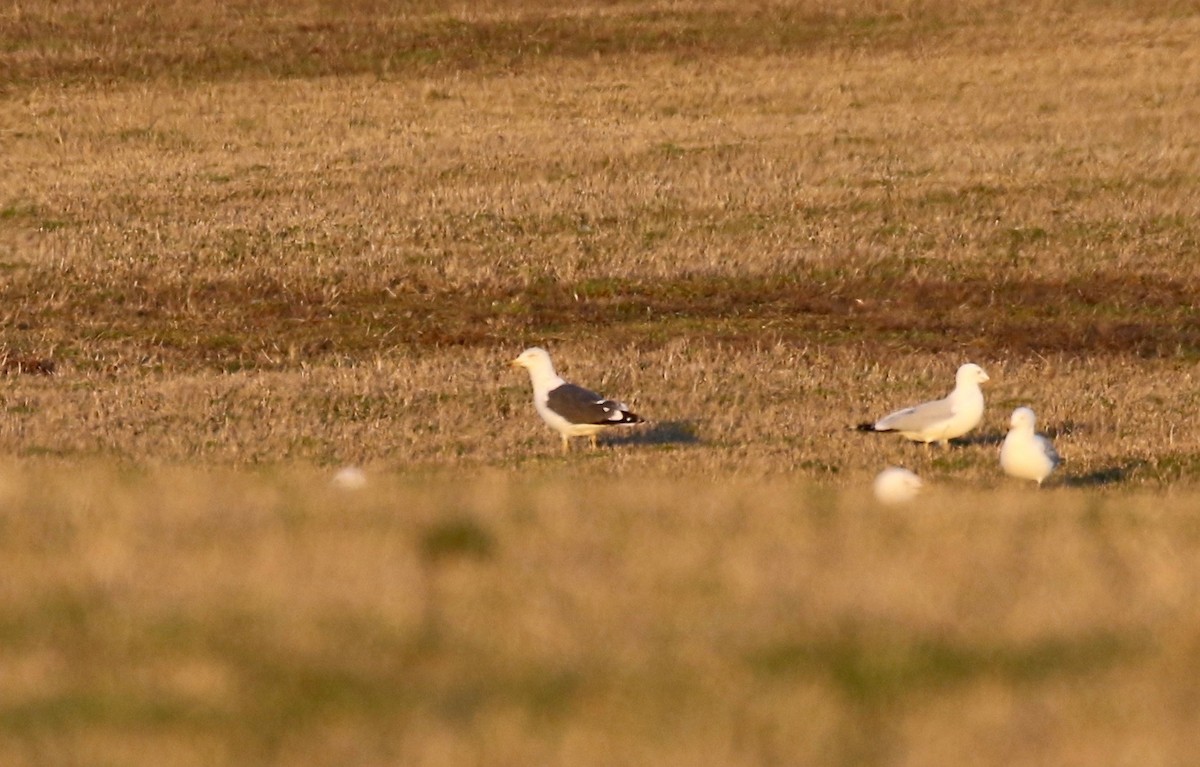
873, 466, 923, 505
956, 363, 989, 387
1009, 406, 1037, 430
511, 347, 554, 373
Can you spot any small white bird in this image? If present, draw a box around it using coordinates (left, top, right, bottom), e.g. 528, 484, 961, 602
859, 363, 990, 446
873, 466, 923, 504
511, 347, 643, 453
1000, 406, 1060, 486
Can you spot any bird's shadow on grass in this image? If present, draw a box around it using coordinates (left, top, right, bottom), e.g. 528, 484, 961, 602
604, 420, 702, 448
961, 421, 1141, 488
1060, 460, 1148, 488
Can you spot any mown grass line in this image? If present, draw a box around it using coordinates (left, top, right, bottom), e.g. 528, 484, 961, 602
0, 5, 962, 89
4, 270, 1198, 370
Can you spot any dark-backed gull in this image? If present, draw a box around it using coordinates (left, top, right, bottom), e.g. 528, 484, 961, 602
511, 347, 643, 452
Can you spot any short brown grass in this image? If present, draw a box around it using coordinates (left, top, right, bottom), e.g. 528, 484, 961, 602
3, 1, 1200, 763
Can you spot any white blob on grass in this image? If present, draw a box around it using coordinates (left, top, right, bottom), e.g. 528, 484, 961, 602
873, 466, 923, 505
331, 466, 368, 490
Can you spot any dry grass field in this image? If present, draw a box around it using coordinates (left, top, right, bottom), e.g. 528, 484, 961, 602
3, 0, 1200, 764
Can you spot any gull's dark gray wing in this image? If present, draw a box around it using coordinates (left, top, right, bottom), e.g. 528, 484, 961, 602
546, 383, 642, 426
1037, 434, 1062, 467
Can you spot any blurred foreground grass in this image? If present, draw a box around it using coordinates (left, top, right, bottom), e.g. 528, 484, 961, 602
1, 463, 1198, 766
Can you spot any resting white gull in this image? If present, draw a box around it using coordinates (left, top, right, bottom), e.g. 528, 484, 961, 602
858, 363, 989, 446
511, 347, 643, 453
873, 466, 923, 505
1000, 406, 1060, 486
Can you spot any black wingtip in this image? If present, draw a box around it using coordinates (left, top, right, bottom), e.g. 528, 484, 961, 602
855, 422, 878, 432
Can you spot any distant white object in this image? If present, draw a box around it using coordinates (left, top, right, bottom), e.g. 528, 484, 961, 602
331, 466, 368, 490
511, 347, 643, 453
873, 466, 923, 504
1000, 406, 1060, 486
859, 363, 990, 446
